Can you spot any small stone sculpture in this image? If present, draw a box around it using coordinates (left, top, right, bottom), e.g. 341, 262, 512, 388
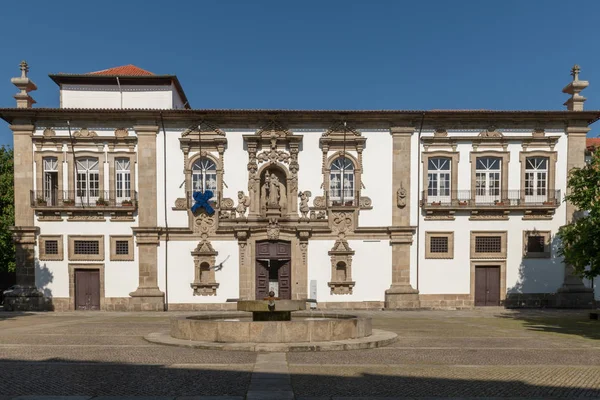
298, 190, 311, 219
397, 184, 407, 208
235, 191, 251, 218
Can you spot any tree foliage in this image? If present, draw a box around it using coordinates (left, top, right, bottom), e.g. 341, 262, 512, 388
558, 149, 600, 279
0, 146, 15, 273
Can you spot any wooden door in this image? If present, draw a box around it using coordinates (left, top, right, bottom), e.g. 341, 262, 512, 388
475, 266, 500, 306
75, 269, 100, 310
256, 261, 269, 300
278, 261, 291, 300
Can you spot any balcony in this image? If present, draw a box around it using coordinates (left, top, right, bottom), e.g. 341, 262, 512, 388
326, 190, 360, 207
31, 191, 138, 209
420, 190, 561, 210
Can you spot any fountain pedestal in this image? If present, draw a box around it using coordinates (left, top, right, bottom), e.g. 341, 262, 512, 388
236, 300, 306, 321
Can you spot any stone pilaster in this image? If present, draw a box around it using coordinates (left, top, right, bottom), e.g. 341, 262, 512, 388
129, 125, 164, 310
4, 124, 47, 311
385, 126, 419, 309
556, 124, 595, 308
235, 229, 251, 300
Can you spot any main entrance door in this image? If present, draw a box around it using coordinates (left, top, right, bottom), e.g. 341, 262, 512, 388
474, 266, 500, 306
255, 241, 291, 300
75, 269, 100, 310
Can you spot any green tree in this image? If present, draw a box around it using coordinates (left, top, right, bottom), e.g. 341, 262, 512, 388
558, 149, 600, 279
0, 145, 15, 273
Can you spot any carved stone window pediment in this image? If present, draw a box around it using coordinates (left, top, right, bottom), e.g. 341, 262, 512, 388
191, 239, 219, 296
328, 238, 356, 295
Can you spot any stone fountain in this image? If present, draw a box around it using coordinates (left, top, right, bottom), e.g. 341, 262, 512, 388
145, 298, 397, 352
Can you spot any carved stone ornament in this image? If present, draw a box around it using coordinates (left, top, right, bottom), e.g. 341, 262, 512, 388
193, 212, 216, 236
221, 198, 234, 209
257, 138, 291, 164
328, 238, 356, 295
397, 184, 407, 208
267, 217, 281, 240
182, 121, 225, 137
331, 212, 354, 236
114, 128, 129, 138
478, 127, 503, 138
359, 196, 372, 209
236, 191, 251, 218
532, 128, 546, 137
190, 239, 220, 296
313, 196, 326, 209
298, 190, 311, 219
323, 121, 361, 137
42, 128, 56, 137
256, 120, 291, 138
73, 128, 98, 137
434, 128, 448, 137
174, 198, 187, 210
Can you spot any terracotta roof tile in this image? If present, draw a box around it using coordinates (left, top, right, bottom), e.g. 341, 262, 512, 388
587, 138, 600, 148
87, 65, 155, 76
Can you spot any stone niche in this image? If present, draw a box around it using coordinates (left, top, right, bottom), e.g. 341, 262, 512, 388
327, 238, 356, 295
190, 239, 220, 296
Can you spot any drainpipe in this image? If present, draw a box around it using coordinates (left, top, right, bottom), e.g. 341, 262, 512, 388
416, 113, 425, 291
160, 112, 169, 311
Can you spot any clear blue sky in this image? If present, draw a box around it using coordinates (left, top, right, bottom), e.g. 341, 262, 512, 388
1, 0, 600, 147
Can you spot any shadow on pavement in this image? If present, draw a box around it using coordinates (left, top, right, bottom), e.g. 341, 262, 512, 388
498, 309, 600, 340
0, 357, 599, 398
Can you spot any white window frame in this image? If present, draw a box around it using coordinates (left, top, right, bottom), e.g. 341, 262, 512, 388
427, 157, 451, 203
43, 157, 59, 206
115, 158, 131, 203
75, 158, 100, 205
475, 157, 501, 204
525, 157, 548, 203
330, 157, 355, 205
192, 158, 217, 201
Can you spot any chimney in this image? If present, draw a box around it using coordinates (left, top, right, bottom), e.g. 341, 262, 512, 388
562, 64, 589, 111
11, 60, 37, 108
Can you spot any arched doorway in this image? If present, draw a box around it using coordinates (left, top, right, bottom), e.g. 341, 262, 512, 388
255, 240, 291, 300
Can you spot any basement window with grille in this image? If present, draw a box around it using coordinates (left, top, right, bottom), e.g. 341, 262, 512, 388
425, 232, 454, 259
74, 240, 100, 255
45, 240, 59, 255
115, 240, 129, 255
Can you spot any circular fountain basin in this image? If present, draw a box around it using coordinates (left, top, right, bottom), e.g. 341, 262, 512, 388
170, 312, 372, 343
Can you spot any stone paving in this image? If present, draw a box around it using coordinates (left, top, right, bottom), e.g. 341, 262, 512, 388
0, 309, 599, 399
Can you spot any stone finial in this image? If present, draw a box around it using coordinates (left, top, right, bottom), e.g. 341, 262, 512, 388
11, 60, 37, 108
563, 64, 589, 111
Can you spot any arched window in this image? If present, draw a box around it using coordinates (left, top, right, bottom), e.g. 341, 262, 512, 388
192, 158, 217, 192
330, 157, 355, 205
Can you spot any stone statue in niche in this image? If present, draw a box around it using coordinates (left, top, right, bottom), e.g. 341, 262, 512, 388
236, 191, 251, 218
298, 191, 311, 219
260, 170, 287, 211
397, 183, 407, 208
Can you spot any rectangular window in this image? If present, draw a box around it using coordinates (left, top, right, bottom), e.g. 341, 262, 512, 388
475, 236, 502, 253
527, 236, 545, 253
115, 240, 129, 255
74, 240, 100, 255
430, 237, 448, 253
44, 240, 59, 255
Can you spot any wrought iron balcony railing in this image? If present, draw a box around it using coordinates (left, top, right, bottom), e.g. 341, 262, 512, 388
420, 190, 561, 208
31, 190, 138, 208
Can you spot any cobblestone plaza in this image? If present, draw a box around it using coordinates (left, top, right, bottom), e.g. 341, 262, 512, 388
0, 309, 599, 399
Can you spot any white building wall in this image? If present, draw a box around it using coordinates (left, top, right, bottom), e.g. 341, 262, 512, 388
308, 239, 391, 302
34, 219, 139, 299
223, 130, 251, 201
297, 130, 324, 200
158, 130, 189, 227
162, 240, 240, 304
61, 85, 176, 109
417, 132, 568, 295
360, 131, 392, 227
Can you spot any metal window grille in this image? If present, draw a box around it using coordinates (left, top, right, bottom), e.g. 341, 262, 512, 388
115, 240, 129, 255
74, 240, 99, 255
475, 236, 502, 253
527, 236, 545, 253
44, 240, 59, 255
430, 237, 449, 253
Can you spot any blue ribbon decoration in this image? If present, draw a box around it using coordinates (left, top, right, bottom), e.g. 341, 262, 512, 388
191, 190, 215, 215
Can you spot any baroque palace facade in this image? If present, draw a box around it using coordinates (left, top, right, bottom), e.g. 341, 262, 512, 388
1, 62, 598, 311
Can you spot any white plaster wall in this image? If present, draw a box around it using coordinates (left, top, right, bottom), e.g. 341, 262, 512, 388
172, 85, 185, 109
223, 130, 251, 201
34, 220, 138, 299
158, 130, 189, 227
162, 240, 240, 304
360, 131, 392, 227
417, 133, 568, 295
61, 85, 175, 109
297, 130, 323, 201
307, 239, 391, 302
